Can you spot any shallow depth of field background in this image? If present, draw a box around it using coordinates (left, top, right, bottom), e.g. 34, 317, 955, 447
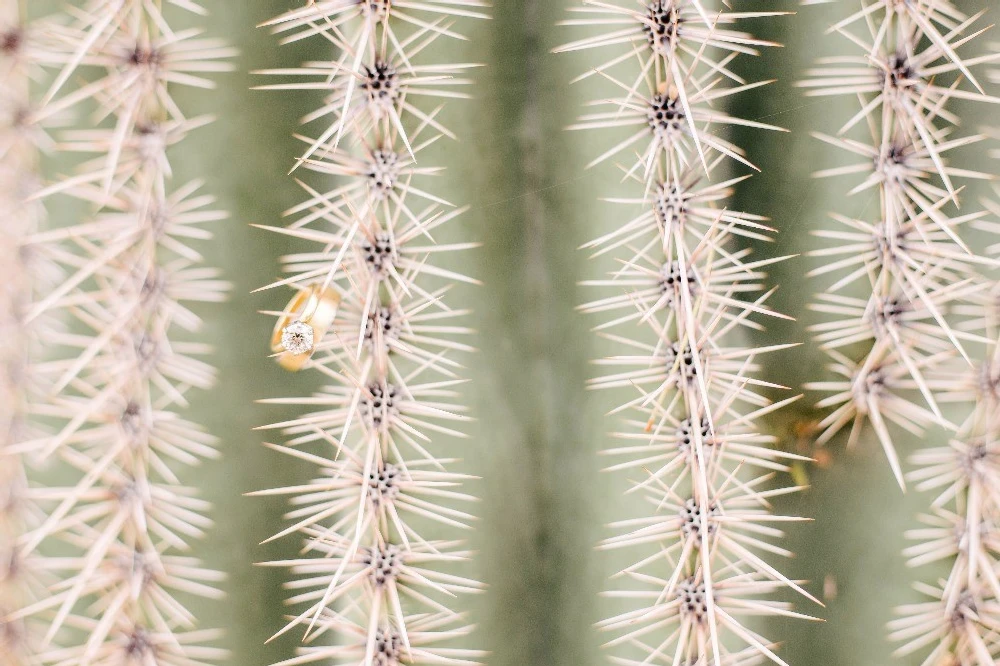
31, 1, 999, 665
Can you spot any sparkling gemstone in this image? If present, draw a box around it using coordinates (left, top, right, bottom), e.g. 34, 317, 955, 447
281, 320, 314, 355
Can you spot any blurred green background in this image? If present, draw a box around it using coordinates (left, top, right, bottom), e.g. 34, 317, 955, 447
31, 1, 999, 665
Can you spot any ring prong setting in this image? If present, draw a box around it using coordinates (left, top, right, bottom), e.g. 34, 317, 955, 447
281, 320, 315, 355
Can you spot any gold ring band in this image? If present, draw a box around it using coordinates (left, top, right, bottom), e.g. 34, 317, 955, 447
270, 284, 341, 372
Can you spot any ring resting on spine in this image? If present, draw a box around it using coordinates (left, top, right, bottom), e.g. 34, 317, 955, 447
270, 284, 340, 372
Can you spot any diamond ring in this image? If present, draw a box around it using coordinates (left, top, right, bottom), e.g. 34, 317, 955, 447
270, 284, 341, 372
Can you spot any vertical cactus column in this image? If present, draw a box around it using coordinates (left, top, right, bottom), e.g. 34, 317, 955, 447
559, 2, 820, 664
802, 0, 998, 487
10, 2, 233, 662
0, 2, 47, 661
253, 2, 488, 664
800, 0, 1000, 661
892, 332, 1000, 661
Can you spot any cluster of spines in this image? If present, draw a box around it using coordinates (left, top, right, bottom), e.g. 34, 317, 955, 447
799, 0, 1000, 661
6, 1, 233, 663
253, 2, 488, 665
558, 2, 818, 665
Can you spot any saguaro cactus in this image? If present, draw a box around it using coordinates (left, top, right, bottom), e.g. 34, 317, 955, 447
10, 1, 234, 662
559, 2, 819, 664
253, 2, 489, 664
